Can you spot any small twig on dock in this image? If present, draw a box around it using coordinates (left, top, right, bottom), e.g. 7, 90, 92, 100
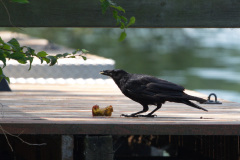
0, 125, 47, 152
0, 103, 47, 152
0, 125, 13, 151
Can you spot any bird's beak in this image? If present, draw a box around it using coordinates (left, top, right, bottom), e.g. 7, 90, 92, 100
99, 70, 112, 76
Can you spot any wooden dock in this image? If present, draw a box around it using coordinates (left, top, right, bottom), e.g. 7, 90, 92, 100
0, 83, 239, 135
0, 83, 240, 160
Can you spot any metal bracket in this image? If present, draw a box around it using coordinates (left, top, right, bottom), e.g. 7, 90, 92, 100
203, 93, 222, 104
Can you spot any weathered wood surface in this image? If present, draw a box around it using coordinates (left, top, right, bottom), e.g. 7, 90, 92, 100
1, 0, 240, 27
0, 84, 239, 135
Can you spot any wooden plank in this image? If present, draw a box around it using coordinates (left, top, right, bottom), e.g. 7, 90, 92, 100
1, 123, 240, 135
0, 84, 239, 135
1, 0, 240, 27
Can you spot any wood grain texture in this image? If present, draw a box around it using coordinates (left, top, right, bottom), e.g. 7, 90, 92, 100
0, 84, 239, 135
1, 0, 240, 27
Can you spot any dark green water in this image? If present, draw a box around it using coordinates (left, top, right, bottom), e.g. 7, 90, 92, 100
2, 28, 240, 102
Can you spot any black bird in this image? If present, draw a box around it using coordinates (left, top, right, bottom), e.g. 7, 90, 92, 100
100, 69, 207, 117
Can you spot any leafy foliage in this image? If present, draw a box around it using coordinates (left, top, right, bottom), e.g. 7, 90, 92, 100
100, 0, 136, 41
0, 37, 87, 83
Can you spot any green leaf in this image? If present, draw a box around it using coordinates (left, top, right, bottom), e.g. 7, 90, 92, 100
11, 0, 29, 4
27, 56, 33, 70
120, 16, 128, 24
81, 49, 89, 53
0, 67, 2, 75
3, 50, 10, 57
72, 51, 77, 55
5, 77, 10, 84
120, 22, 125, 29
110, 5, 125, 13
112, 10, 118, 19
63, 53, 69, 57
0, 37, 4, 44
72, 49, 80, 55
50, 58, 57, 66
37, 51, 48, 57
7, 38, 21, 52
9, 52, 25, 60
42, 57, 50, 64
0, 50, 6, 68
17, 58, 27, 64
126, 16, 136, 27
116, 16, 122, 25
0, 68, 10, 83
82, 56, 87, 60
56, 54, 63, 58
27, 47, 35, 55
101, 0, 110, 14
47, 56, 57, 66
39, 58, 43, 64
2, 44, 11, 50
119, 31, 127, 41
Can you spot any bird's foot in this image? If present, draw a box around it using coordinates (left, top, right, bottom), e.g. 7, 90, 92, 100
120, 114, 138, 117
138, 114, 157, 117
121, 114, 157, 117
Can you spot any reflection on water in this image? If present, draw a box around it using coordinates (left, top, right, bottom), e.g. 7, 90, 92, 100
2, 28, 240, 102
189, 68, 240, 82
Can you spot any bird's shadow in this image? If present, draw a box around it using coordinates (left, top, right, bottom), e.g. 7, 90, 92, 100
119, 115, 214, 121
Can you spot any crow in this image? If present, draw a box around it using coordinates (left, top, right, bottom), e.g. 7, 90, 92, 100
100, 69, 207, 117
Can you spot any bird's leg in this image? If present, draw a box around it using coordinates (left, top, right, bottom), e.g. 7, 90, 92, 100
148, 104, 162, 116
139, 104, 162, 117
121, 104, 148, 117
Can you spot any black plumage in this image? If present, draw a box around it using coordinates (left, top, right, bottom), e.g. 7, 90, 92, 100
100, 69, 207, 117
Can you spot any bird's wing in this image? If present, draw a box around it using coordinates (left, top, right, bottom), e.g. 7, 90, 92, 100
143, 76, 184, 91
125, 76, 185, 99
135, 76, 184, 92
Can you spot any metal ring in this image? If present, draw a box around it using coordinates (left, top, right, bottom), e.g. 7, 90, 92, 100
208, 93, 218, 102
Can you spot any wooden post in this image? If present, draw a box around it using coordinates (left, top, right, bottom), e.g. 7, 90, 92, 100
62, 135, 74, 160
84, 135, 113, 160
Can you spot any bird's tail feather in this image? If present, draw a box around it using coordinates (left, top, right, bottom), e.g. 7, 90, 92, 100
186, 95, 207, 104
181, 100, 208, 112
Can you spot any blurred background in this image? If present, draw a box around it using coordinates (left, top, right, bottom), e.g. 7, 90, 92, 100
1, 28, 239, 102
